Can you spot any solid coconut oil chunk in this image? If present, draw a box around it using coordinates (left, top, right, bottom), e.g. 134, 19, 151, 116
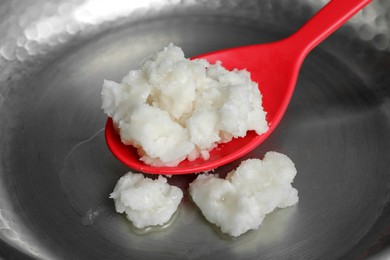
101, 43, 268, 166
110, 172, 183, 229
189, 151, 299, 237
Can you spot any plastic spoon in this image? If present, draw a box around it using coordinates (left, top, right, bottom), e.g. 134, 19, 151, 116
105, 0, 372, 174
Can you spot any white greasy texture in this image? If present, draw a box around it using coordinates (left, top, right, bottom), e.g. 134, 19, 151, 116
189, 151, 299, 237
101, 43, 268, 166
110, 172, 183, 229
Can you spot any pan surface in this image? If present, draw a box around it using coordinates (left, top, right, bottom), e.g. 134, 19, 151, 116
1, 0, 390, 259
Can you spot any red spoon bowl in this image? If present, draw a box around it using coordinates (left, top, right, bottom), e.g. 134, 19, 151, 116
105, 0, 372, 174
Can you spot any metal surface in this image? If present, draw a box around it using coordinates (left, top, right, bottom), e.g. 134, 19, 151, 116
1, 0, 390, 259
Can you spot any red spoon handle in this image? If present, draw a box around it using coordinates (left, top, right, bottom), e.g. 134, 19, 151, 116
291, 0, 372, 55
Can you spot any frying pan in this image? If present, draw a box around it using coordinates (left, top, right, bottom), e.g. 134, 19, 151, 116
1, 0, 390, 259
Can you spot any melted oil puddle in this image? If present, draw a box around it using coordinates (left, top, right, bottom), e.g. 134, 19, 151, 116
129, 209, 180, 235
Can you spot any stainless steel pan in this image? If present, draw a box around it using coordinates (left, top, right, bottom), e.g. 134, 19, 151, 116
1, 0, 390, 259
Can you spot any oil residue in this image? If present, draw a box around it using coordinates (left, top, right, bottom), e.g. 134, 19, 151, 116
81, 206, 111, 226
59, 128, 127, 227
59, 129, 183, 233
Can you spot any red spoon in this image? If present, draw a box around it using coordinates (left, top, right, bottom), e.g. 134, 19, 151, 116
105, 0, 371, 174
